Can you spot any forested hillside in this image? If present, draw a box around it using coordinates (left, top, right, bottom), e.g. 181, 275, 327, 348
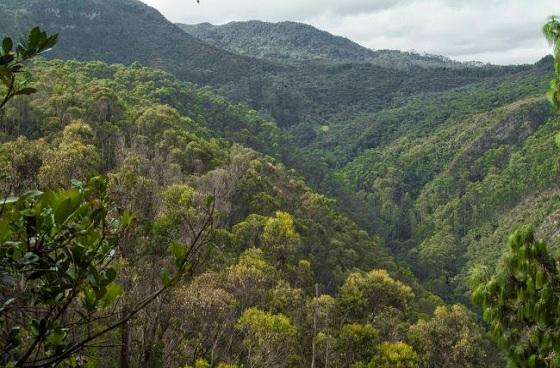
0, 59, 499, 367
179, 21, 474, 69
0, 0, 277, 84
2, 0, 560, 366
0, 0, 528, 129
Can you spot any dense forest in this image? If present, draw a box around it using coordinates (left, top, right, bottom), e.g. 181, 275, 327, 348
2, 0, 560, 367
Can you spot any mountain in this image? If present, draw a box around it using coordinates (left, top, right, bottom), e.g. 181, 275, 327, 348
0, 0, 279, 84
179, 20, 472, 69
0, 0, 527, 131
1, 0, 557, 304
324, 57, 555, 299
3, 58, 458, 368
2, 0, 560, 365
178, 20, 378, 64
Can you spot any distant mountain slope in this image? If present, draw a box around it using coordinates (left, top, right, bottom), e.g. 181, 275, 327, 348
0, 0, 279, 84
0, 0, 527, 130
179, 20, 471, 69
327, 61, 557, 300
179, 20, 376, 64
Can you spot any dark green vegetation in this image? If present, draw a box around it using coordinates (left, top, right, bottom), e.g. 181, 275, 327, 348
0, 26, 57, 110
544, 15, 560, 110
1, 59, 494, 367
0, 0, 527, 129
2, 0, 560, 366
179, 21, 469, 68
0, 0, 276, 85
472, 226, 560, 367
467, 16, 560, 368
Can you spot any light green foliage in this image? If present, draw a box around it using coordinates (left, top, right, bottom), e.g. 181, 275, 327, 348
38, 120, 101, 187
0, 34, 515, 366
409, 305, 487, 368
262, 211, 301, 266
335, 323, 378, 365
0, 136, 47, 193
225, 248, 278, 310
236, 307, 298, 368
472, 226, 560, 367
337, 269, 414, 322
367, 341, 420, 368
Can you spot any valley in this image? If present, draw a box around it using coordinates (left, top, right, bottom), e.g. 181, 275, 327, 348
1, 1, 559, 367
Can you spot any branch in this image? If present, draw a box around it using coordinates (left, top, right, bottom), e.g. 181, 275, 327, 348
0, 75, 16, 112
19, 205, 215, 368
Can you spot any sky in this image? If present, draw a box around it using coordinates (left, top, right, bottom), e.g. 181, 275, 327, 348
142, 0, 559, 65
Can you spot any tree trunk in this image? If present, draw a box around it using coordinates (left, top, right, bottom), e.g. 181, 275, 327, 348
120, 306, 130, 368
311, 283, 318, 368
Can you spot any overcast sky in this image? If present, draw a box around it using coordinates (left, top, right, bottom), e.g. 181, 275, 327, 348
142, 0, 558, 65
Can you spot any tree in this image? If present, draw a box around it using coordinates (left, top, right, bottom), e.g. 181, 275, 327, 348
236, 307, 298, 368
0, 178, 128, 366
365, 341, 420, 368
0, 177, 215, 367
0, 27, 58, 111
408, 304, 487, 368
38, 121, 101, 187
224, 248, 277, 311
337, 269, 414, 323
471, 225, 560, 367
334, 323, 378, 366
543, 16, 560, 111
261, 211, 301, 267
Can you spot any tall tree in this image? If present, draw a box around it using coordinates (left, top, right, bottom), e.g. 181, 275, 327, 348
471, 226, 560, 367
0, 177, 215, 367
543, 15, 560, 110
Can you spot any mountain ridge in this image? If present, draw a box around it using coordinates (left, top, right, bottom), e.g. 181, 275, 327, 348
0, 0, 282, 84
178, 19, 480, 69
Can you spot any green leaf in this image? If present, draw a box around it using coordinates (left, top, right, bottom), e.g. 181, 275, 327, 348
100, 282, 123, 307
168, 242, 187, 264
46, 328, 68, 347
38, 34, 58, 53
206, 194, 215, 207
160, 268, 171, 287
120, 211, 134, 228
27, 27, 41, 51
30, 319, 42, 337
14, 87, 37, 96
0, 54, 14, 65
1, 196, 19, 205
528, 354, 536, 368
2, 37, 13, 54
54, 188, 81, 223
100, 267, 117, 287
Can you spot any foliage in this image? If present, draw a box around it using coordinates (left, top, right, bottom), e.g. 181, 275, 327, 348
543, 16, 560, 110
236, 307, 298, 368
365, 341, 420, 368
472, 226, 560, 367
0, 4, 548, 362
179, 21, 467, 69
0, 178, 128, 366
337, 269, 414, 323
409, 305, 487, 368
334, 323, 378, 365
0, 26, 57, 110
